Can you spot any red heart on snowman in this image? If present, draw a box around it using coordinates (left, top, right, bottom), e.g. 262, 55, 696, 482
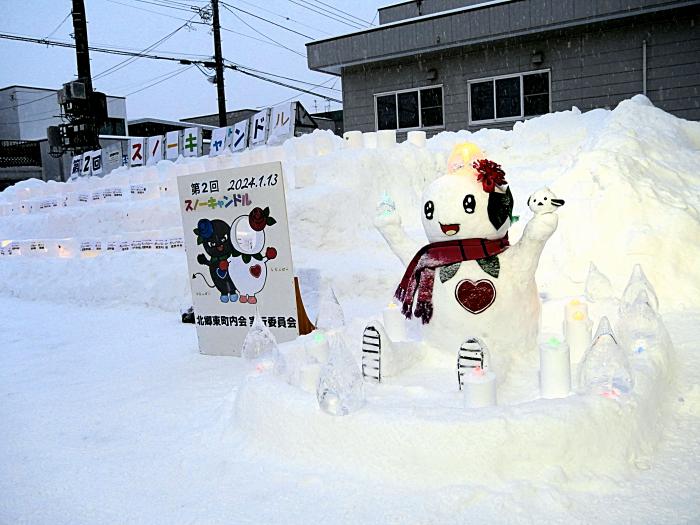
218, 260, 228, 271
249, 264, 262, 278
455, 279, 496, 314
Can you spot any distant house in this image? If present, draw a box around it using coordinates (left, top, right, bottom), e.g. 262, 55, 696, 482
306, 0, 700, 137
182, 109, 258, 128
128, 118, 216, 140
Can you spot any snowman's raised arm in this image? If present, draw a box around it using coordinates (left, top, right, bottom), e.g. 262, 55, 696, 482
510, 211, 558, 276
374, 207, 421, 268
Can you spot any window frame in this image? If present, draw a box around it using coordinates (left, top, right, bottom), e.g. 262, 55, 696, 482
374, 85, 445, 132
467, 69, 551, 125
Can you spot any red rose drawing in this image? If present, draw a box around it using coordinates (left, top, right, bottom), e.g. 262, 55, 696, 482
265, 247, 277, 260
472, 159, 507, 193
248, 207, 267, 231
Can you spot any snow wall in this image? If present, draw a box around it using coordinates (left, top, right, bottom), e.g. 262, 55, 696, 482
0, 95, 699, 315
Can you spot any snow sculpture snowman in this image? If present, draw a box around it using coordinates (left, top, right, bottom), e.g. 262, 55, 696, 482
228, 206, 278, 305
366, 142, 563, 384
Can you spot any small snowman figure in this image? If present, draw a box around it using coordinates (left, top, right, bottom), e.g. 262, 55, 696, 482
228, 207, 278, 305
527, 188, 565, 214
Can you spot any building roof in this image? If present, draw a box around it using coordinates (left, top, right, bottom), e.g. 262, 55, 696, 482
0, 85, 126, 99
307, 0, 697, 74
127, 117, 217, 130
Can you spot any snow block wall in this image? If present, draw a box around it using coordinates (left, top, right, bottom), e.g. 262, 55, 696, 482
0, 97, 699, 313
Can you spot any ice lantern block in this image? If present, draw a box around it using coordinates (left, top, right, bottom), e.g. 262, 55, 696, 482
618, 290, 662, 355
316, 337, 364, 416
620, 264, 659, 313
241, 309, 279, 360
578, 317, 633, 399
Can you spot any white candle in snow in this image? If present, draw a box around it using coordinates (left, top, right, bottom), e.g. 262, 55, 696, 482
564, 299, 588, 336
539, 338, 571, 399
382, 302, 407, 341
566, 311, 592, 366
463, 368, 497, 408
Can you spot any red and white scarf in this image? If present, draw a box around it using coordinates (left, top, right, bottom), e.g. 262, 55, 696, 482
394, 236, 509, 324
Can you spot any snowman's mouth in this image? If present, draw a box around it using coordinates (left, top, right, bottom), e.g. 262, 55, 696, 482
440, 223, 460, 236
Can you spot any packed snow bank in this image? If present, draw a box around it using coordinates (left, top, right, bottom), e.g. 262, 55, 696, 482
1, 96, 699, 314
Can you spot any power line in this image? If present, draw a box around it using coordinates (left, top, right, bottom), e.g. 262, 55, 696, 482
234, 0, 332, 37
44, 11, 73, 40
220, 2, 313, 39
122, 64, 194, 95
306, 0, 375, 27
220, 3, 307, 58
235, 64, 340, 92
269, 76, 338, 106
0, 91, 57, 112
0, 32, 339, 105
286, 0, 364, 30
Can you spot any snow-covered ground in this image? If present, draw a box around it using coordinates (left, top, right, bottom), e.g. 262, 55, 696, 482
1, 96, 699, 523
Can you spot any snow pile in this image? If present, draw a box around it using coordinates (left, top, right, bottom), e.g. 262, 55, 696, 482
1, 95, 699, 315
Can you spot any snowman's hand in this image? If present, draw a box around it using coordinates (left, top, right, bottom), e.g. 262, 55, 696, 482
374, 205, 402, 230
197, 254, 209, 266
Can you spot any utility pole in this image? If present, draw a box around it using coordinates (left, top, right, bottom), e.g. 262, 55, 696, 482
211, 0, 227, 127
70, 0, 100, 150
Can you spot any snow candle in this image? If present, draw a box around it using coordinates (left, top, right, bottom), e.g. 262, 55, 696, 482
407, 131, 426, 148
463, 368, 497, 408
363, 132, 377, 149
383, 302, 407, 341
377, 130, 397, 148
564, 299, 592, 365
539, 338, 571, 399
343, 131, 363, 149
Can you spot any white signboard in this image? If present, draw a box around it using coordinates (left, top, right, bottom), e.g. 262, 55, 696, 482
81, 151, 93, 176
177, 161, 298, 356
147, 135, 164, 165
232, 120, 248, 152
166, 130, 180, 160
267, 102, 295, 145
129, 137, 146, 167
91, 149, 103, 176
182, 127, 201, 157
209, 126, 231, 157
250, 109, 270, 147
70, 155, 82, 180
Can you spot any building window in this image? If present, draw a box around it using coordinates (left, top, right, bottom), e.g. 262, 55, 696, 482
468, 70, 550, 124
375, 86, 444, 130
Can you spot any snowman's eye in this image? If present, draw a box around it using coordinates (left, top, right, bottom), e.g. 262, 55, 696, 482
463, 194, 476, 214
424, 200, 434, 220
544, 196, 548, 200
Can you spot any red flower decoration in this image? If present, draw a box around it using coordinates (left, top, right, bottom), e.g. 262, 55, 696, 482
248, 207, 267, 231
265, 247, 277, 260
472, 159, 507, 193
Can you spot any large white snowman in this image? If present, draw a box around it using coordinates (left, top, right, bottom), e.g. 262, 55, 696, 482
228, 206, 278, 305
367, 142, 562, 384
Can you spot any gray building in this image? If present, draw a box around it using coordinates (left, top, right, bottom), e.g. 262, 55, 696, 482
307, 0, 700, 136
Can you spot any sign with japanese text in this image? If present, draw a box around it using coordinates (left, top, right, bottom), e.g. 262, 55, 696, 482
70, 155, 82, 180
91, 149, 103, 176
182, 127, 201, 157
81, 151, 93, 176
129, 137, 146, 167
232, 119, 248, 152
268, 102, 295, 145
177, 161, 298, 356
147, 135, 164, 165
249, 109, 270, 147
166, 130, 180, 160
209, 126, 232, 157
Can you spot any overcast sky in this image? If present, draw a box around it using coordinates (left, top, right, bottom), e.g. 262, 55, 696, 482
1, 0, 388, 121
